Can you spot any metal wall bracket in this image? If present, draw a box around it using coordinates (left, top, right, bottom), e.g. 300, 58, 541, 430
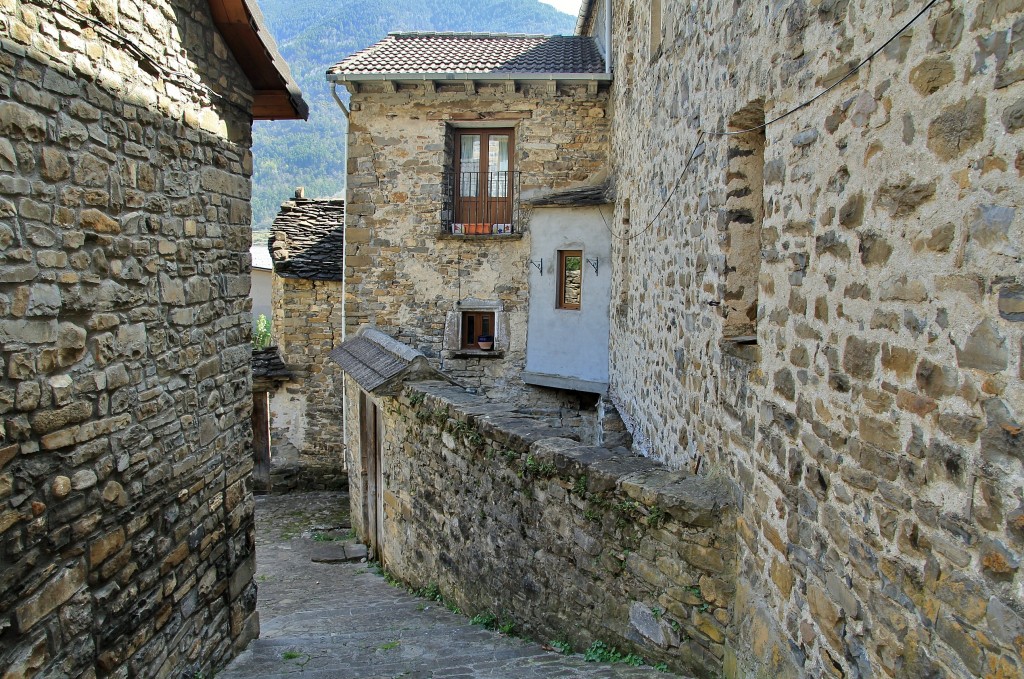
586, 257, 599, 275
528, 258, 543, 275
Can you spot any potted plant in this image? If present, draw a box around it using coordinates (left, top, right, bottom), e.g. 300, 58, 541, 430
476, 335, 494, 351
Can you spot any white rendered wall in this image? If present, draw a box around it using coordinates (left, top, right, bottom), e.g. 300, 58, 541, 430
525, 206, 611, 385
250, 267, 273, 326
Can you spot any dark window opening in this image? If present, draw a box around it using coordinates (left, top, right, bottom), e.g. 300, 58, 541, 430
461, 311, 495, 349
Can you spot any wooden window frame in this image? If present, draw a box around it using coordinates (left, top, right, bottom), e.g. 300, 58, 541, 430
557, 249, 583, 311
453, 128, 515, 230
461, 310, 496, 349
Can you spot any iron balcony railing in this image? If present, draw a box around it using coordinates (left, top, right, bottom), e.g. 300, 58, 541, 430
441, 170, 522, 235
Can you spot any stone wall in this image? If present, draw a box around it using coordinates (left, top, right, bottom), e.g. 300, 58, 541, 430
270, 274, 346, 486
601, 0, 1024, 676
344, 84, 609, 396
1, 1, 261, 675
349, 380, 737, 677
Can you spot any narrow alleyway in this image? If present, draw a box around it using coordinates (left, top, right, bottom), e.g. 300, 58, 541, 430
219, 492, 683, 678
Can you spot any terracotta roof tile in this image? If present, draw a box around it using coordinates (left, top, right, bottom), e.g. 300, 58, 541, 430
329, 32, 606, 77
268, 199, 345, 281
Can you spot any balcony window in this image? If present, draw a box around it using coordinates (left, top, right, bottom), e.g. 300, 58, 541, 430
443, 128, 521, 234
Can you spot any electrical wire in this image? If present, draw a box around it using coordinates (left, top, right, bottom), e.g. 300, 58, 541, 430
708, 0, 941, 137
615, 0, 943, 240
616, 130, 705, 242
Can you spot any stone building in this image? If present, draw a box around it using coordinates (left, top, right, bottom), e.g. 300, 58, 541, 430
330, 32, 615, 398
329, 32, 624, 576
331, 1, 1024, 678
0, 1, 305, 676
267, 194, 347, 488
593, 0, 1024, 676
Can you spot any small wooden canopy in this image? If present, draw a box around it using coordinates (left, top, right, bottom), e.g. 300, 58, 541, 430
207, 0, 308, 120
330, 327, 456, 396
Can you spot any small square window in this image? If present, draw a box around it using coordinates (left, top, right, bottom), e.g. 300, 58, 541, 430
461, 311, 495, 349
557, 250, 583, 310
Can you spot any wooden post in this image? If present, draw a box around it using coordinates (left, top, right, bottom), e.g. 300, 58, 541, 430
252, 391, 271, 493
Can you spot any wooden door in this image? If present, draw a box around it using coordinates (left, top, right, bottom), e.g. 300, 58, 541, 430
359, 391, 383, 561
252, 391, 271, 493
455, 128, 513, 230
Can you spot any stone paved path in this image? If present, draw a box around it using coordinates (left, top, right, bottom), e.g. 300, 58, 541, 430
220, 492, 682, 678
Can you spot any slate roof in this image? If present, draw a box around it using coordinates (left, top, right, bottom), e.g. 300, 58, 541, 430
524, 182, 611, 207
268, 199, 346, 281
252, 347, 292, 381
330, 327, 453, 395
328, 32, 607, 79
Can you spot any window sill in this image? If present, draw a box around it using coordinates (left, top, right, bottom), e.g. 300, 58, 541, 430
450, 350, 505, 359
437, 232, 523, 241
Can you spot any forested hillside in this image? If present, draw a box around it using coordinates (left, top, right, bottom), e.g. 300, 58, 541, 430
252, 0, 576, 240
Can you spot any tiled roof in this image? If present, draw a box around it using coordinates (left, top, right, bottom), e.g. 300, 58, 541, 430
328, 32, 606, 78
329, 327, 452, 395
269, 199, 345, 281
252, 347, 292, 381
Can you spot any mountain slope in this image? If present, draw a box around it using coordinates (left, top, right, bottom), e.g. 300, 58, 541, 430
251, 0, 577, 237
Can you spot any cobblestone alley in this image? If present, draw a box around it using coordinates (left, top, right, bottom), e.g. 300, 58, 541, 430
219, 492, 683, 678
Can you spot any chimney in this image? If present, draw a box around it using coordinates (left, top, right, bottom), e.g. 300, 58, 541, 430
294, 187, 305, 199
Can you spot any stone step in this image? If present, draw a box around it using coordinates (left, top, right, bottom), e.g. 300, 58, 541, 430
309, 541, 368, 564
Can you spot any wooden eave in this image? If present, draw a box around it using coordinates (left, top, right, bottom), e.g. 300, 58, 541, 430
207, 0, 308, 120
329, 71, 612, 96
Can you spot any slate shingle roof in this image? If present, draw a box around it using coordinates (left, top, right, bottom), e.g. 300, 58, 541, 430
268, 199, 345, 281
330, 336, 414, 394
328, 32, 606, 78
329, 327, 454, 395
252, 347, 292, 381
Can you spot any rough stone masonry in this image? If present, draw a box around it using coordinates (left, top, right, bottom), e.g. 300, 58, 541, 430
341, 2, 1024, 679
0, 1, 302, 676
597, 0, 1024, 676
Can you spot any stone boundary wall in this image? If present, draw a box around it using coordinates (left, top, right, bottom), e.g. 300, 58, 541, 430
1, 1, 260, 676
372, 382, 737, 678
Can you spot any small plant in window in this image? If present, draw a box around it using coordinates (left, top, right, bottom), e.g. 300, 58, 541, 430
461, 310, 496, 350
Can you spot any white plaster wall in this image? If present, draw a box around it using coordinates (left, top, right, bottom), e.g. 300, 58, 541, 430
250, 267, 273, 326
269, 386, 306, 454
525, 206, 611, 384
